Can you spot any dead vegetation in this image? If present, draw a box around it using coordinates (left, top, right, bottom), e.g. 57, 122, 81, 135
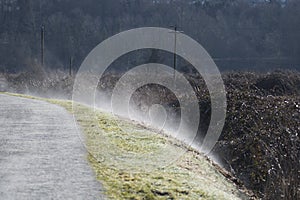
1, 69, 299, 199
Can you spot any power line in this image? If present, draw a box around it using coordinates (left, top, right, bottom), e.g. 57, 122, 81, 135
211, 57, 298, 61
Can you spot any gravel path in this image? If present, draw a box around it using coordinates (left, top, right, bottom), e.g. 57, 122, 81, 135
0, 94, 105, 200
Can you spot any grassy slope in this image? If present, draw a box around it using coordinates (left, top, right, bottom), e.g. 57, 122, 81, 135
3, 93, 251, 200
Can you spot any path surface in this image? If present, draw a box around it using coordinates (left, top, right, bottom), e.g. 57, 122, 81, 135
0, 94, 105, 200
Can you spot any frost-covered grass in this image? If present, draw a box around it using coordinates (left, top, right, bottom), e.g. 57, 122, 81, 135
2, 92, 250, 200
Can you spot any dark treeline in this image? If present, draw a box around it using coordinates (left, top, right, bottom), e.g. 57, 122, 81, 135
0, 0, 300, 73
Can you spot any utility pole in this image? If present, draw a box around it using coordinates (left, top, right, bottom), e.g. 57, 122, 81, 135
69, 56, 72, 76
173, 25, 177, 79
169, 25, 183, 80
40, 25, 45, 67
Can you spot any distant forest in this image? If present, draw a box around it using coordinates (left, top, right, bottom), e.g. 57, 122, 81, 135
0, 0, 300, 73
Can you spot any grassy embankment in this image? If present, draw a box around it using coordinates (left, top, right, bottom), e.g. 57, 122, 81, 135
2, 92, 251, 200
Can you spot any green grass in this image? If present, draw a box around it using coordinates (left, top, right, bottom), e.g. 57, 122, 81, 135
2, 92, 250, 200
